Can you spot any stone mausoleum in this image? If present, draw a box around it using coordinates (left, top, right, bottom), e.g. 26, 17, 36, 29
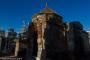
28, 3, 90, 60
28, 3, 67, 60
0, 3, 90, 60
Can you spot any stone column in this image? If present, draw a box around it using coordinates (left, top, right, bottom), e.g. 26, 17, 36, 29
33, 14, 46, 60
14, 39, 19, 56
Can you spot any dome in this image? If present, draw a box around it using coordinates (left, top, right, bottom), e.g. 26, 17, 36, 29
32, 3, 63, 24
39, 3, 55, 13
32, 3, 56, 18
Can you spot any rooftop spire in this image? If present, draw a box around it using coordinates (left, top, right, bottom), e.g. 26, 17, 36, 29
22, 20, 26, 27
39, 1, 55, 13
45, 2, 48, 8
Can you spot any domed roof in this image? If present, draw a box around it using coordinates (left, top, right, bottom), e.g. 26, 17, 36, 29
32, 2, 63, 24
32, 3, 56, 18
39, 3, 55, 13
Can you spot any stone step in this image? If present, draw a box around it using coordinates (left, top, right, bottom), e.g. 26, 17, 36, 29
0, 56, 22, 60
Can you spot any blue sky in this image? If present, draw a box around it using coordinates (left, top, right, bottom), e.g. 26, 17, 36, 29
0, 0, 90, 32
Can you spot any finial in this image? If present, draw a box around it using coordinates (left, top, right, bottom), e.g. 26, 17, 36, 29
45, 2, 48, 8
22, 20, 27, 33
22, 20, 26, 27
22, 17, 27, 27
